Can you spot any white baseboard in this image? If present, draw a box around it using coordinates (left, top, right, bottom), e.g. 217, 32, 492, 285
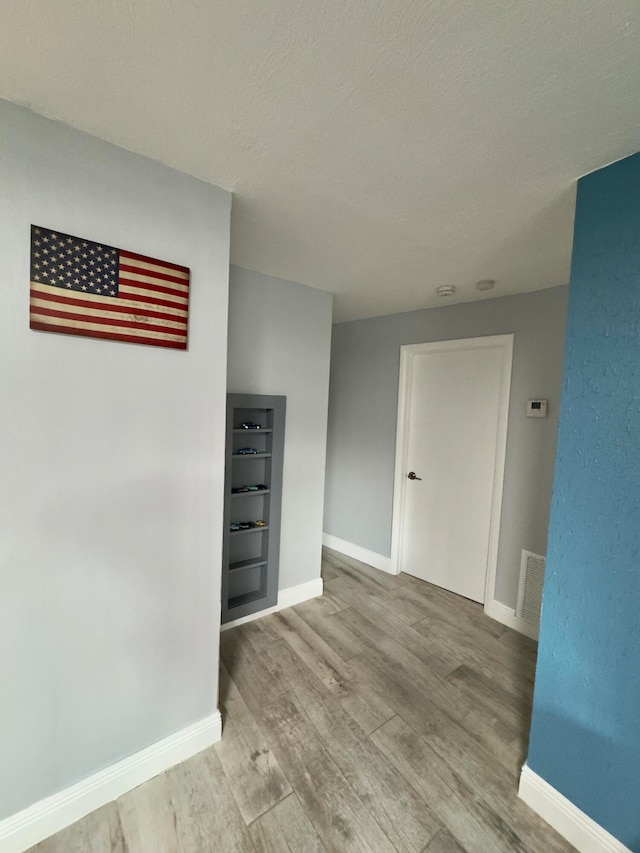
278, 577, 323, 608
221, 577, 324, 631
0, 711, 222, 853
221, 603, 280, 629
518, 765, 631, 853
322, 537, 535, 639
322, 533, 395, 574
484, 598, 539, 641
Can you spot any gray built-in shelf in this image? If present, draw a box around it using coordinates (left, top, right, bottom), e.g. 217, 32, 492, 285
221, 393, 286, 624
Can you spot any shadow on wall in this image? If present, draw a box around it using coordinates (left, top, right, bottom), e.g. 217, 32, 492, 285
528, 708, 639, 851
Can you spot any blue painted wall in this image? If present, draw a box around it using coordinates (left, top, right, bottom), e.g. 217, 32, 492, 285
527, 153, 640, 851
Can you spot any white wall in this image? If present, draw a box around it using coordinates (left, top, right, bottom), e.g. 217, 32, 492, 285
227, 266, 333, 590
324, 286, 568, 608
0, 100, 231, 819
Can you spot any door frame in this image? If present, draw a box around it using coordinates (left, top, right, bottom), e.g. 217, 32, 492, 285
389, 334, 514, 610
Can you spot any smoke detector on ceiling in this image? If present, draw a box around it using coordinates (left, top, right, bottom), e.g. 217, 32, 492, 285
436, 285, 456, 297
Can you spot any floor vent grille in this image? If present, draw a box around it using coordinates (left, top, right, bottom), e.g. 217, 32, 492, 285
516, 550, 545, 636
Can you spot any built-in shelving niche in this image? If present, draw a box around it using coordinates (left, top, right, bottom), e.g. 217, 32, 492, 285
221, 394, 286, 624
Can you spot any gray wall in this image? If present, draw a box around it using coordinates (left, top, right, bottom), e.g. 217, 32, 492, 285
0, 100, 231, 819
323, 285, 568, 607
227, 266, 333, 590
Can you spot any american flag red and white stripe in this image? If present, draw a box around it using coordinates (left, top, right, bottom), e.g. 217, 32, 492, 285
29, 226, 190, 349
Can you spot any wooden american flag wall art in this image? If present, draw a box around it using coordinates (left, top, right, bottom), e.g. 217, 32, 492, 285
29, 225, 190, 350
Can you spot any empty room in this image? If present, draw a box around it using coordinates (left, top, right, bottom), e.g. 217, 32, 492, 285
1, 2, 639, 852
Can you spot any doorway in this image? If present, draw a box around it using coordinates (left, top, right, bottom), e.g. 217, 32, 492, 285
390, 335, 513, 605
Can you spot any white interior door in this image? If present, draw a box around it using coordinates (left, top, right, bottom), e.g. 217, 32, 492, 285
392, 336, 512, 603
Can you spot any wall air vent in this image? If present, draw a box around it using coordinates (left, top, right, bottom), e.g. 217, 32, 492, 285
516, 550, 546, 639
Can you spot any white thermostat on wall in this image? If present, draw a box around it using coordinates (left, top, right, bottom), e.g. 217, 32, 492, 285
527, 399, 548, 418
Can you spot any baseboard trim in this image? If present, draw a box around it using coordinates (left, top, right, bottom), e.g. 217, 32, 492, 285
221, 577, 324, 631
278, 577, 324, 608
518, 765, 631, 853
484, 598, 539, 641
221, 603, 280, 629
0, 711, 222, 853
322, 533, 395, 574
322, 537, 535, 638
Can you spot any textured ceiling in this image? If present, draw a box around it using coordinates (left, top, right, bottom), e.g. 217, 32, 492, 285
1, 1, 639, 320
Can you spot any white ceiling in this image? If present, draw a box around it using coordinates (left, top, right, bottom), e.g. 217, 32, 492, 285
1, 1, 639, 321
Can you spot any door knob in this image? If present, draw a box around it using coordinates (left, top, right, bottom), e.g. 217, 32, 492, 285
407, 471, 422, 480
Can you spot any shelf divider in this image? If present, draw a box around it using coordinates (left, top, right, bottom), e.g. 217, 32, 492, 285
230, 557, 268, 572
232, 452, 271, 459
230, 525, 269, 536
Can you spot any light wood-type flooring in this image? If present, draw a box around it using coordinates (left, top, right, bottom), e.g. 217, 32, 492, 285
31, 548, 574, 852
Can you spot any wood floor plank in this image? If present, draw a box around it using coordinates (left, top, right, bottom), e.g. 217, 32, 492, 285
215, 723, 293, 824
323, 548, 402, 591
235, 617, 281, 653
255, 695, 397, 853
332, 604, 459, 679
371, 715, 528, 853
349, 643, 525, 779
391, 581, 481, 628
326, 574, 429, 625
223, 625, 389, 740
293, 599, 367, 660
227, 617, 385, 737
294, 684, 442, 851
167, 747, 256, 853
409, 595, 535, 665
270, 608, 350, 691
446, 663, 532, 732
320, 557, 341, 581
220, 627, 291, 713
117, 772, 184, 853
411, 612, 535, 698
247, 808, 293, 853
361, 634, 521, 748
422, 715, 574, 852
265, 635, 394, 735
249, 793, 326, 853
269, 609, 396, 731
384, 709, 572, 853
396, 573, 508, 639
29, 551, 572, 853
296, 590, 344, 618
319, 582, 351, 612
218, 659, 257, 740
499, 622, 539, 662
423, 828, 467, 852
349, 647, 521, 778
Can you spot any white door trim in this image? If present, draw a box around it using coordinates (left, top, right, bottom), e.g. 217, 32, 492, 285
389, 335, 514, 608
